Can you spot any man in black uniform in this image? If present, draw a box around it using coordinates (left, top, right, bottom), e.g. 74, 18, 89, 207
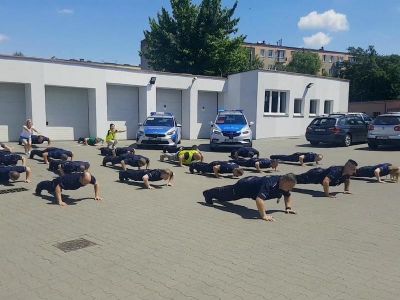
120, 155, 150, 171
58, 161, 90, 176
270, 152, 323, 166
32, 135, 51, 145
119, 168, 174, 189
230, 158, 278, 172
99, 146, 135, 157
355, 163, 399, 183
189, 161, 244, 178
295, 159, 358, 198
35, 171, 101, 206
202, 173, 297, 222
0, 165, 32, 183
230, 147, 260, 159
30, 147, 73, 164
103, 153, 149, 169
0, 153, 26, 166
162, 145, 198, 153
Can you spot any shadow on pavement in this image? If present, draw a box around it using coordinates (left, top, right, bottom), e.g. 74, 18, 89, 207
354, 146, 400, 151
116, 180, 163, 189
36, 193, 92, 206
198, 201, 286, 219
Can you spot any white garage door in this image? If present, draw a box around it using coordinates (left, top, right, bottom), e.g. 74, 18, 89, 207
197, 91, 218, 138
107, 85, 139, 140
156, 89, 182, 124
45, 86, 89, 140
0, 83, 26, 142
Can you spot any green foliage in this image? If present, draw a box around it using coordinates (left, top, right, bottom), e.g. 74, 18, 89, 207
340, 46, 400, 101
13, 51, 24, 57
286, 51, 322, 75
141, 0, 263, 76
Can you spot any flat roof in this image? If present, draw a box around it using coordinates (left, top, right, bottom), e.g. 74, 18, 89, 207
229, 68, 349, 82
244, 42, 349, 55
0, 54, 226, 80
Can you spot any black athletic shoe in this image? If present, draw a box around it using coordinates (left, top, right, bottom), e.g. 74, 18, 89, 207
119, 173, 125, 182
202, 190, 213, 205
102, 157, 107, 166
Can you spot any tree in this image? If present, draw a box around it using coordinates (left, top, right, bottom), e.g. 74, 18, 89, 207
340, 46, 400, 101
285, 51, 322, 75
13, 51, 24, 56
141, 0, 263, 76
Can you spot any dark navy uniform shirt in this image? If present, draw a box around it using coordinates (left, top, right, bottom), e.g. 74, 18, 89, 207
356, 163, 391, 178
231, 147, 259, 158
189, 162, 214, 173
0, 166, 26, 181
31, 135, 49, 144
0, 154, 21, 166
300, 152, 318, 163
124, 155, 149, 166
49, 159, 64, 171
0, 150, 11, 156
123, 169, 162, 181
48, 149, 73, 159
53, 173, 96, 190
296, 166, 348, 186
210, 161, 239, 174
234, 175, 290, 200
61, 161, 90, 174
232, 158, 271, 168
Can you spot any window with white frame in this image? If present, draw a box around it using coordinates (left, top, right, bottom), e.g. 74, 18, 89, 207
309, 99, 319, 115
294, 98, 303, 115
264, 90, 288, 114
324, 100, 334, 114
268, 50, 273, 58
260, 49, 265, 57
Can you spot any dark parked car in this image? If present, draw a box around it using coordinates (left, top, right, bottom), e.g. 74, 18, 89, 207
306, 115, 368, 147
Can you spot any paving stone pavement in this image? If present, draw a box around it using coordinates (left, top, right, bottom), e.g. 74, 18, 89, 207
1, 138, 399, 300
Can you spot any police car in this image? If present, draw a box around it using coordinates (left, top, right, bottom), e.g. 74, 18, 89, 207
136, 112, 181, 146
210, 110, 254, 150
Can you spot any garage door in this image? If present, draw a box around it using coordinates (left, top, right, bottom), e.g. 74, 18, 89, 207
156, 89, 182, 124
107, 85, 139, 140
45, 86, 89, 140
197, 91, 218, 138
0, 83, 26, 142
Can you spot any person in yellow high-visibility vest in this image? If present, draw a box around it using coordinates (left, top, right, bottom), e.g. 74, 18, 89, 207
105, 124, 125, 149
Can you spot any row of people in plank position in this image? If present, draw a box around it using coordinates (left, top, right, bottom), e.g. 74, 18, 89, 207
2, 140, 400, 214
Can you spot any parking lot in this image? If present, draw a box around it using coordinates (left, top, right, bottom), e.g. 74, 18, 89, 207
1, 137, 400, 300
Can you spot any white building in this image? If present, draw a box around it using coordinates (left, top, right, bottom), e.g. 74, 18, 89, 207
0, 55, 349, 142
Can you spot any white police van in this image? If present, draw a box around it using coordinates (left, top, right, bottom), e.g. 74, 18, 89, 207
136, 112, 181, 147
209, 110, 254, 150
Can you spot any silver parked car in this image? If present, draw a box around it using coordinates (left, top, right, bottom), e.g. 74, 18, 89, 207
367, 113, 400, 149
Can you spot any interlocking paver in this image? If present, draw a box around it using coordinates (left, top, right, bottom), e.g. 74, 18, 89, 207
1, 138, 400, 300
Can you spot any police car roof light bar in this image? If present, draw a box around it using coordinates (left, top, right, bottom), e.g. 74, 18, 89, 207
150, 112, 173, 116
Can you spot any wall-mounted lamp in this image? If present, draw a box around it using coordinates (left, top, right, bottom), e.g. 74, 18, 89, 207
306, 83, 314, 89
149, 77, 157, 85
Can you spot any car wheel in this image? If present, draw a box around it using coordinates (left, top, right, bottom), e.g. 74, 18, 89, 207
343, 134, 352, 147
368, 142, 378, 150
310, 141, 319, 146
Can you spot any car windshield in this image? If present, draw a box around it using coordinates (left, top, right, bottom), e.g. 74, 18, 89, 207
373, 116, 400, 125
144, 117, 174, 127
216, 114, 246, 125
311, 118, 336, 126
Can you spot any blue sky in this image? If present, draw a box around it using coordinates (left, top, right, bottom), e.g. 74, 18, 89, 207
0, 0, 399, 65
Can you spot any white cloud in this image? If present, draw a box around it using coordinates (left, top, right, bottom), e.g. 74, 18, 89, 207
303, 32, 332, 48
298, 9, 349, 32
0, 34, 9, 43
58, 8, 74, 15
